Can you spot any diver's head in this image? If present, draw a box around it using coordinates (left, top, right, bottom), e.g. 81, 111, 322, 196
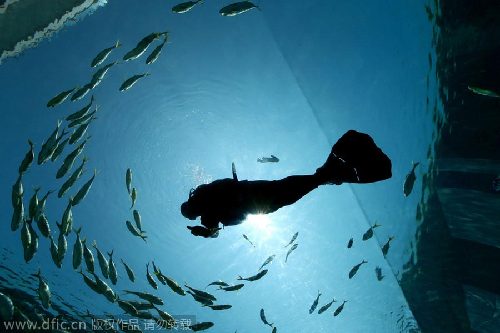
181, 201, 198, 220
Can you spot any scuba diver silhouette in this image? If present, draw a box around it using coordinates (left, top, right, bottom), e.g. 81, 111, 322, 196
181, 130, 392, 238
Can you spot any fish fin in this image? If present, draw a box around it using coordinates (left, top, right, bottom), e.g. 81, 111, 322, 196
115, 40, 121, 48
236, 276, 243, 280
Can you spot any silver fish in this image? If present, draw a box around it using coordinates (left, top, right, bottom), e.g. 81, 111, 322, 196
18, 140, 34, 174
318, 298, 336, 314
361, 222, 381, 241
206, 280, 229, 288
91, 41, 121, 67
219, 1, 259, 16
32, 269, 51, 309
72, 169, 97, 206
219, 284, 244, 292
146, 263, 158, 289
48, 234, 61, 268
65, 96, 94, 122
130, 187, 137, 209
68, 118, 95, 145
47, 88, 76, 107
82, 239, 95, 273
126, 168, 132, 194
89, 62, 119, 89
72, 227, 83, 270
58, 157, 88, 198
258, 254, 275, 271
185, 284, 216, 301
25, 220, 38, 262
133, 210, 142, 232
126, 220, 147, 242
146, 37, 168, 65
123, 290, 163, 305
50, 137, 69, 162
123, 32, 168, 62
188, 322, 214, 332
119, 73, 150, 92
92, 240, 109, 279
71, 84, 92, 102
348, 260, 367, 279
375, 266, 384, 281
285, 243, 298, 263
108, 250, 118, 285
333, 300, 347, 316
56, 221, 67, 263
468, 86, 500, 98
242, 234, 255, 247
171, 0, 203, 14
309, 290, 321, 314
284, 232, 298, 248
35, 213, 51, 238
404, 162, 419, 197
121, 259, 136, 282
56, 137, 89, 179
237, 269, 268, 282
260, 308, 273, 327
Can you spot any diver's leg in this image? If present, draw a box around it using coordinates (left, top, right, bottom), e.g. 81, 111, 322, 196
246, 175, 322, 214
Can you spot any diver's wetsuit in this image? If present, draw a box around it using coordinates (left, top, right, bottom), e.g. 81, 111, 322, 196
182, 130, 392, 237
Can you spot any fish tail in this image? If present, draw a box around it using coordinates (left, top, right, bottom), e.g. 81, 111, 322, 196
32, 268, 41, 278
92, 240, 97, 249
73, 227, 82, 235
107, 250, 114, 258
140, 234, 147, 242
28, 139, 34, 147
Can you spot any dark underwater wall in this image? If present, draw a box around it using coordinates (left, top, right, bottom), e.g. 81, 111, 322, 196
401, 0, 500, 332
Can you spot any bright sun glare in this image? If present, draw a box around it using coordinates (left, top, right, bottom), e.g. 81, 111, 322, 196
244, 214, 276, 241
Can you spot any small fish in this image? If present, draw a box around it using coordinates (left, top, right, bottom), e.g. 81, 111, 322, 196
260, 308, 273, 327
18, 140, 34, 174
272, 327, 277, 333
309, 290, 321, 314
126, 220, 147, 242
237, 269, 268, 282
258, 254, 276, 271
11, 174, 23, 209
126, 168, 132, 194
121, 259, 135, 282
128, 300, 154, 311
89, 62, 119, 89
35, 213, 51, 238
11, 199, 24, 231
71, 169, 97, 206
317, 298, 336, 314
71, 84, 93, 102
50, 137, 69, 162
188, 322, 214, 332
56, 137, 89, 179
146, 37, 168, 65
117, 299, 138, 316
92, 241, 109, 279
159, 274, 185, 295
219, 284, 244, 292
27, 187, 40, 220
123, 290, 163, 305
91, 41, 121, 67
375, 266, 384, 281
0, 292, 14, 321
108, 250, 118, 285
32, 269, 51, 309
58, 157, 88, 198
219, 1, 259, 16
82, 239, 95, 273
333, 300, 347, 316
133, 210, 142, 232
285, 243, 298, 263
242, 234, 255, 247
361, 222, 381, 241
284, 232, 298, 247
468, 86, 500, 98
56, 222, 67, 263
206, 280, 229, 288
404, 162, 420, 197
172, 0, 203, 14
47, 88, 76, 107
35, 189, 54, 221
91, 272, 116, 302
146, 263, 158, 289
130, 187, 137, 209
348, 260, 367, 279
123, 32, 168, 62
67, 107, 97, 128
119, 73, 150, 92
21, 220, 32, 260
347, 238, 353, 248
38, 121, 62, 165
185, 284, 216, 301
78, 269, 100, 294
65, 96, 94, 122
58, 199, 73, 237
257, 155, 279, 163
381, 236, 395, 257
25, 220, 39, 262
153, 305, 175, 325
48, 235, 60, 268
208, 304, 232, 310
187, 291, 213, 305
72, 227, 83, 270
68, 118, 95, 145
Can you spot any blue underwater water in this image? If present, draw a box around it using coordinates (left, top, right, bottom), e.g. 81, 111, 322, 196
0, 0, 445, 332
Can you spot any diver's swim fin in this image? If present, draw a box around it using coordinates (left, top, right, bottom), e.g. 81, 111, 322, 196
315, 130, 392, 184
